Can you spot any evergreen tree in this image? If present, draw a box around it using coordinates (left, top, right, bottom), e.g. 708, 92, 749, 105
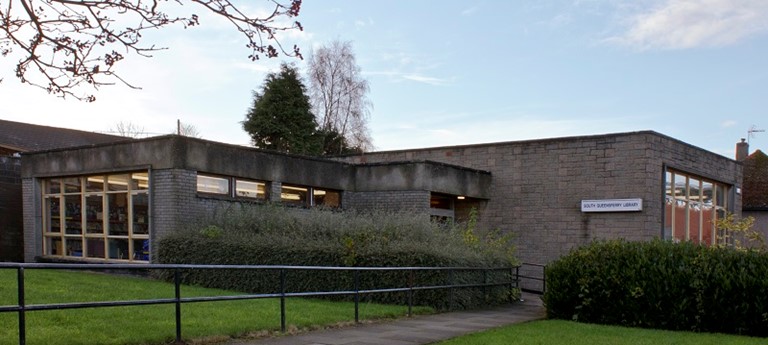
242, 63, 321, 155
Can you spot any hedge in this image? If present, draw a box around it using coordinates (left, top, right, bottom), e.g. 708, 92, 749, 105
156, 205, 519, 310
543, 240, 768, 336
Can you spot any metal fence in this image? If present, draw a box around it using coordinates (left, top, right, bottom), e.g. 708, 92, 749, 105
0, 263, 544, 345
517, 262, 547, 294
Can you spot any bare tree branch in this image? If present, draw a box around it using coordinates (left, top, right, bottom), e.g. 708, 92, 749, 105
111, 120, 145, 138
0, 0, 303, 101
308, 40, 372, 153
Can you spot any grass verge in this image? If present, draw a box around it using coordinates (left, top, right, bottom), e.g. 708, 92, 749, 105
0, 269, 431, 345
434, 320, 766, 345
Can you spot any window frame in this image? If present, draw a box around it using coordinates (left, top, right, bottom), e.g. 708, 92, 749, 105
41, 171, 150, 262
664, 168, 731, 246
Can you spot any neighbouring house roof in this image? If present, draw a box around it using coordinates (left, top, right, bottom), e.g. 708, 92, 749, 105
743, 149, 768, 211
0, 119, 128, 154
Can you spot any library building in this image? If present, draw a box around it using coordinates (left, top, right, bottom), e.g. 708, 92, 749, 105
0, 119, 743, 267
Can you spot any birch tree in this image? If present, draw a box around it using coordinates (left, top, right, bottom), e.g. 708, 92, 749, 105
307, 40, 372, 153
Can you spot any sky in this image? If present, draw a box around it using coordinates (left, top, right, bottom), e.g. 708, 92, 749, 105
1, 0, 767, 158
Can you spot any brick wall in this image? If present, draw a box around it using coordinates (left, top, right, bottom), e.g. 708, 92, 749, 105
0, 156, 22, 261
345, 190, 431, 213
22, 178, 37, 262
743, 211, 768, 244
151, 169, 197, 259
340, 132, 741, 267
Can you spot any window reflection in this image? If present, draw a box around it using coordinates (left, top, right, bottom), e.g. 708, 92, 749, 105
197, 174, 229, 194
664, 169, 730, 246
236, 179, 267, 199
281, 185, 308, 206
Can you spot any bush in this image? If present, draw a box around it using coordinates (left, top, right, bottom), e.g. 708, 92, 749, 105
156, 204, 518, 310
543, 240, 768, 336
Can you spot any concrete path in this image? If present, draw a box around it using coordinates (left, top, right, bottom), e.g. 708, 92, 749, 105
222, 293, 545, 345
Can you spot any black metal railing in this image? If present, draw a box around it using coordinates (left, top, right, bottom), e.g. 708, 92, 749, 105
517, 262, 547, 294
0, 263, 537, 345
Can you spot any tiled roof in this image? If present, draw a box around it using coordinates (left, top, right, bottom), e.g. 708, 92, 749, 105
743, 149, 768, 210
0, 119, 127, 154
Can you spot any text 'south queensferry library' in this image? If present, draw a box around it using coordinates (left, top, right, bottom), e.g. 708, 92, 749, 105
581, 198, 643, 213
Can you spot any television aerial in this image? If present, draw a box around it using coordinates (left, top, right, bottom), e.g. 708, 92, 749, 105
748, 125, 765, 145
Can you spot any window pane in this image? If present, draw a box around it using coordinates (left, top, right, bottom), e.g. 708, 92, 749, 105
197, 175, 229, 194
314, 189, 341, 208
281, 185, 308, 206
107, 174, 129, 191
64, 194, 82, 234
716, 185, 727, 207
85, 176, 105, 192
131, 172, 149, 190
689, 201, 702, 244
86, 238, 105, 259
45, 197, 61, 233
133, 239, 150, 261
108, 239, 129, 260
108, 193, 128, 236
66, 238, 83, 257
236, 180, 266, 199
132, 193, 149, 235
430, 194, 453, 210
47, 179, 61, 194
46, 237, 63, 256
673, 200, 687, 242
63, 177, 81, 193
701, 181, 713, 206
85, 195, 104, 234
673, 174, 687, 199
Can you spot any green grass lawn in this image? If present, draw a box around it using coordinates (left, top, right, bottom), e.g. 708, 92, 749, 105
0, 268, 430, 345
434, 320, 766, 345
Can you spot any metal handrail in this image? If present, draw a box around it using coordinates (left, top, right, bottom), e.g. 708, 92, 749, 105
0, 263, 527, 345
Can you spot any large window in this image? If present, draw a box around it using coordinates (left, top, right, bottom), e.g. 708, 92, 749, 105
664, 169, 730, 246
43, 172, 150, 262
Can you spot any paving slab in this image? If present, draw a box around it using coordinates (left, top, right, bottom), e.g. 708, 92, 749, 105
221, 293, 545, 345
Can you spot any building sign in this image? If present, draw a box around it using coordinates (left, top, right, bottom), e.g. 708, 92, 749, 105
581, 198, 642, 212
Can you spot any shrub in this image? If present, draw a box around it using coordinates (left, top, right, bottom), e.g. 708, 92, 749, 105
156, 204, 518, 310
543, 239, 768, 336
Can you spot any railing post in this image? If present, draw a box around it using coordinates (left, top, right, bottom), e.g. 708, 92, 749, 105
510, 267, 517, 303
407, 270, 414, 317
174, 269, 182, 344
448, 269, 454, 311
280, 269, 286, 333
354, 269, 359, 323
483, 269, 488, 305
18, 267, 25, 345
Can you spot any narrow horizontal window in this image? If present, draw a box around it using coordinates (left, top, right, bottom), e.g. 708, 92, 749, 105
236, 179, 267, 199
313, 188, 341, 208
281, 185, 308, 206
197, 174, 230, 195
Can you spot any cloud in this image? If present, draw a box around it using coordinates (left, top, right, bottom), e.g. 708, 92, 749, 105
402, 74, 452, 86
608, 0, 768, 50
721, 120, 737, 128
461, 6, 478, 16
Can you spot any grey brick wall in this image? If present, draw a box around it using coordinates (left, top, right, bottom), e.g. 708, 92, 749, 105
0, 156, 23, 261
339, 132, 742, 267
743, 211, 768, 245
22, 178, 38, 262
345, 190, 431, 213
151, 168, 197, 259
